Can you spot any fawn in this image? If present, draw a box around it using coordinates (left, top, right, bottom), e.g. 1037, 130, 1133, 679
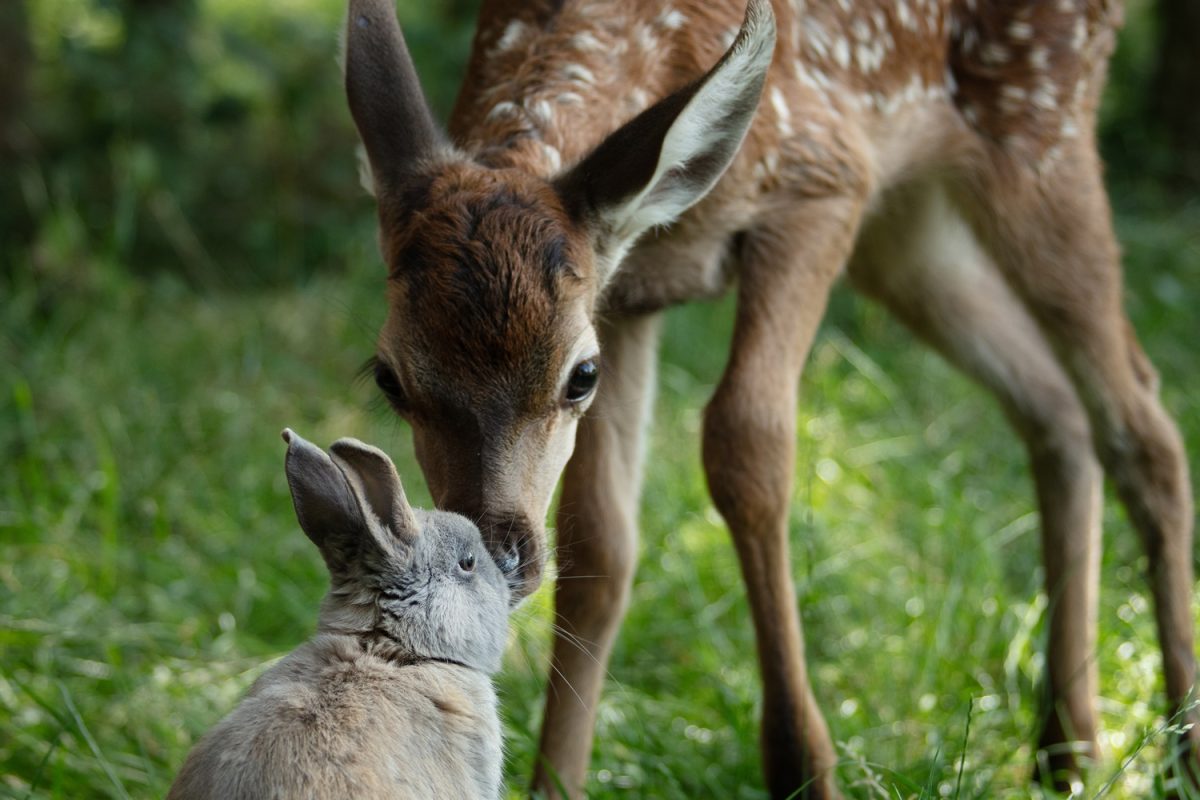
343, 0, 1196, 796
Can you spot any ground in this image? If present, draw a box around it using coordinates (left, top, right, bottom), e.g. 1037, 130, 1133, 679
1, 186, 1198, 798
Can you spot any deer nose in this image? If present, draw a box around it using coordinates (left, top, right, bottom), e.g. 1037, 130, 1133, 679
496, 543, 520, 575
478, 512, 545, 601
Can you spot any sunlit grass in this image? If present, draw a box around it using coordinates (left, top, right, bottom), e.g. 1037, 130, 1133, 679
2, 193, 1198, 799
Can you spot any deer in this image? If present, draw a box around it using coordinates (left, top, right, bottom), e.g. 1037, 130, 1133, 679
341, 0, 1197, 797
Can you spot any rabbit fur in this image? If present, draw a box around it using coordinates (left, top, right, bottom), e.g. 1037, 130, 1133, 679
168, 429, 511, 800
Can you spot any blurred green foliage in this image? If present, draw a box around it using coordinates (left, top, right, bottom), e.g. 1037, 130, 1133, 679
0, 0, 1192, 298
2, 0, 478, 291
1101, 0, 1173, 183
1, 2, 1198, 798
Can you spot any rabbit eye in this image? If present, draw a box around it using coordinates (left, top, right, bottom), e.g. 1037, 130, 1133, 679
458, 553, 476, 573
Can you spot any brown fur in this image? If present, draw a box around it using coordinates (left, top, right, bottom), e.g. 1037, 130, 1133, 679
343, 0, 1196, 797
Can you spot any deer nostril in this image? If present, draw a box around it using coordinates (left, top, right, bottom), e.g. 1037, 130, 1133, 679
497, 544, 520, 575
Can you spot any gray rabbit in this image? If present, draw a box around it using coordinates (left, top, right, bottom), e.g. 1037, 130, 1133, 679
168, 430, 511, 800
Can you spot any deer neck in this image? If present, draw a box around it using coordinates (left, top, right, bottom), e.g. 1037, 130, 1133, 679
447, 1, 746, 177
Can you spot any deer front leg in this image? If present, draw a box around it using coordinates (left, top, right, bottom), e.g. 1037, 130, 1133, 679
534, 313, 661, 798
702, 201, 862, 800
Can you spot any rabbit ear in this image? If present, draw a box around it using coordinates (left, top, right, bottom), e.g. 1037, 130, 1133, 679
282, 428, 369, 574
329, 436, 419, 545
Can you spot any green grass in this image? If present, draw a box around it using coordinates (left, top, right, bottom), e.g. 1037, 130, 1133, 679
2, 189, 1198, 799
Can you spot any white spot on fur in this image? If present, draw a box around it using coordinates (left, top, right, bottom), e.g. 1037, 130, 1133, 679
855, 41, 886, 73
961, 26, 979, 53
556, 92, 584, 106
597, 0, 775, 268
540, 142, 562, 172
1008, 21, 1033, 41
569, 32, 603, 52
496, 20, 528, 52
562, 63, 595, 85
529, 99, 553, 126
833, 37, 850, 69
980, 42, 1009, 65
770, 87, 793, 137
1029, 46, 1049, 70
803, 18, 830, 58
871, 10, 887, 36
1072, 18, 1087, 50
486, 101, 521, 122
636, 24, 657, 51
944, 67, 958, 96
657, 8, 686, 30
763, 150, 780, 175
999, 84, 1026, 114
1031, 85, 1057, 111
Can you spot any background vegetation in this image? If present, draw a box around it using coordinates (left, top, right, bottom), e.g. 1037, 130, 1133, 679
1, 0, 1197, 797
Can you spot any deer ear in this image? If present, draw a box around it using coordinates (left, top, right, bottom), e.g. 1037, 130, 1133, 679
555, 0, 775, 285
344, 0, 443, 193
282, 429, 369, 575
329, 437, 419, 545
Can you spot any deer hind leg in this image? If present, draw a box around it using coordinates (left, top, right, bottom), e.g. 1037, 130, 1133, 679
533, 312, 661, 799
850, 179, 1103, 790
703, 197, 865, 800
976, 144, 1197, 786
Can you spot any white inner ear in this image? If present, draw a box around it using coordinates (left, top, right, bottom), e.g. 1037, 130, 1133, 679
604, 5, 776, 255
356, 143, 377, 197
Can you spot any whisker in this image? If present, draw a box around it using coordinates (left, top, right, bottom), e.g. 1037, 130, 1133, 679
546, 659, 586, 708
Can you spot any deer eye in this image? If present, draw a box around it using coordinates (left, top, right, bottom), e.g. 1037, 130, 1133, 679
458, 553, 476, 573
564, 358, 599, 405
374, 360, 406, 407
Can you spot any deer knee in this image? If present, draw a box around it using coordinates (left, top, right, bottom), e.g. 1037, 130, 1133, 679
1019, 392, 1094, 473
701, 393, 795, 534
1098, 399, 1192, 558
554, 485, 638, 626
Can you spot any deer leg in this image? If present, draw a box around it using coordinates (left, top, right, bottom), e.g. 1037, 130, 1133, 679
702, 200, 862, 800
533, 312, 661, 799
978, 145, 1198, 788
850, 180, 1103, 790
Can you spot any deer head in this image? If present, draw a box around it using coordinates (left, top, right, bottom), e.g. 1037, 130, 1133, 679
345, 0, 775, 598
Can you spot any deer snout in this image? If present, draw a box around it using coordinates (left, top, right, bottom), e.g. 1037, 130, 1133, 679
478, 511, 545, 602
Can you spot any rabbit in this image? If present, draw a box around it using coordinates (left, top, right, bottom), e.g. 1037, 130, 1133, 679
168, 429, 512, 800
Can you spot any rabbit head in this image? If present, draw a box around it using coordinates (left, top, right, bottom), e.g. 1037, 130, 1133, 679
282, 429, 511, 674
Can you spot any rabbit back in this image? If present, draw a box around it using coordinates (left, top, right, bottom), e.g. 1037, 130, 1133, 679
168, 634, 502, 800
